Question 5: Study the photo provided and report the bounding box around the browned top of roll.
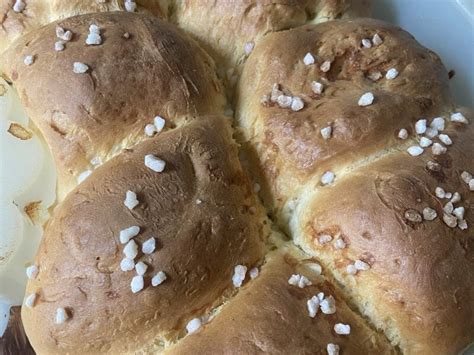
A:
[297,111,474,354]
[21,117,267,354]
[175,0,372,73]
[237,18,453,211]
[1,12,226,200]
[167,244,394,355]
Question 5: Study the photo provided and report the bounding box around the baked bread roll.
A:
[1,12,226,200]
[236,18,474,354]
[1,2,472,355]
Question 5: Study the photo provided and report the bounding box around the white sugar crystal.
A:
[415,119,427,134]
[443,202,454,214]
[291,97,304,111]
[89,24,100,34]
[244,41,255,55]
[311,81,324,94]
[398,128,408,140]
[26,265,38,279]
[438,134,452,145]
[307,296,320,318]
[354,260,370,271]
[24,55,34,66]
[277,95,293,108]
[450,112,468,124]
[334,323,351,335]
[451,192,461,203]
[435,187,446,198]
[55,27,72,41]
[195,198,203,205]
[154,116,166,132]
[430,117,445,131]
[453,207,465,220]
[372,33,383,46]
[419,137,432,148]
[327,343,340,355]
[13,0,25,12]
[86,32,102,45]
[151,271,167,286]
[321,171,335,185]
[232,265,247,287]
[358,92,374,106]
[24,293,37,308]
[432,142,447,155]
[334,238,346,249]
[131,275,144,293]
[145,123,156,136]
[318,234,332,244]
[124,0,137,12]
[320,60,331,73]
[55,307,68,324]
[346,264,357,275]
[386,68,399,80]
[73,62,89,74]
[54,41,64,51]
[306,263,322,275]
[422,207,437,221]
[407,146,423,156]
[77,170,92,183]
[320,295,336,314]
[249,267,259,279]
[470,179,474,191]
[425,127,439,138]
[120,258,135,271]
[321,126,332,140]
[270,83,282,102]
[458,220,468,230]
[90,156,102,166]
[303,52,315,65]
[317,292,325,301]
[361,38,372,48]
[461,171,473,184]
[288,274,312,288]
[135,261,148,276]
[119,225,140,244]
[186,318,202,334]
[443,214,457,228]
[142,237,156,254]
[123,240,138,259]
[445,192,452,199]
[124,190,139,210]
[144,154,166,172]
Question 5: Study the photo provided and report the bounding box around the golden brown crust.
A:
[237,18,453,214]
[22,117,267,354]
[295,116,474,354]
[0,0,50,54]
[1,12,226,200]
[174,0,372,74]
[167,244,394,355]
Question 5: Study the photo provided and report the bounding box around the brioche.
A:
[1,12,226,200]
[237,18,473,354]
[0,1,473,355]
